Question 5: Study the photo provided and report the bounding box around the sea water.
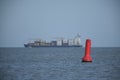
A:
[0,47,120,80]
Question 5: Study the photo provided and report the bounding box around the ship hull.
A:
[24,44,82,48]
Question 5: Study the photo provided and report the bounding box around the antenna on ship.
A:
[76,33,81,37]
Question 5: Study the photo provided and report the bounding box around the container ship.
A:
[24,34,82,48]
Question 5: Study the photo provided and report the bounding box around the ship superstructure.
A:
[24,34,82,47]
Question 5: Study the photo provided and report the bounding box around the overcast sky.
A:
[0,0,120,47]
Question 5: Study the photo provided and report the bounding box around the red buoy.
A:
[82,39,92,62]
